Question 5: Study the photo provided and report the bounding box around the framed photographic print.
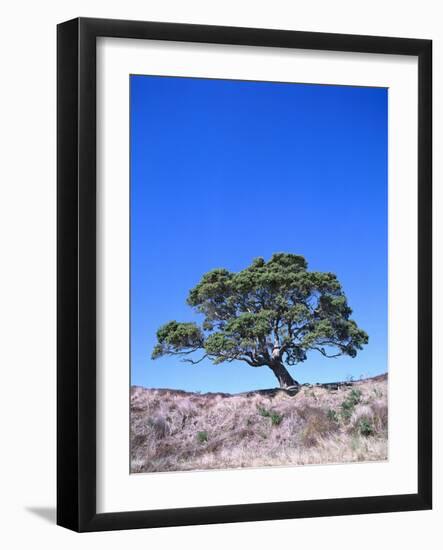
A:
[57,17,432,532]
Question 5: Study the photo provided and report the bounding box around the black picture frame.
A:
[57,17,432,532]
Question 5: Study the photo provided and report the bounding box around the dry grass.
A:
[131,374,388,473]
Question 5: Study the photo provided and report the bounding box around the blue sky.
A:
[130,75,388,393]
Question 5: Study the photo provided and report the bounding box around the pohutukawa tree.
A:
[152,253,368,389]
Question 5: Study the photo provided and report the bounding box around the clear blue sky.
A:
[130,75,388,393]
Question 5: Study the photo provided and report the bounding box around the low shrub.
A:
[349,388,363,404]
[196,430,208,443]
[270,412,283,426]
[358,418,375,437]
[327,409,339,423]
[341,389,362,420]
[258,407,283,426]
[348,403,384,438]
[258,406,270,418]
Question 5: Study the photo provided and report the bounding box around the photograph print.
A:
[130,75,388,474]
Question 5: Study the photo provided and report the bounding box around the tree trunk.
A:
[268,360,299,389]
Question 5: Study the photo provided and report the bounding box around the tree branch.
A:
[181,354,209,365]
[311,346,342,358]
[162,347,201,357]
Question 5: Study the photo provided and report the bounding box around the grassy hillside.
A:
[131,374,388,473]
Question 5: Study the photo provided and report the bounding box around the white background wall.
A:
[0,1,440,548]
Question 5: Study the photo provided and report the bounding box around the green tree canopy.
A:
[152,253,368,389]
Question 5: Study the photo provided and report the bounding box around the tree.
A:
[152,253,368,389]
